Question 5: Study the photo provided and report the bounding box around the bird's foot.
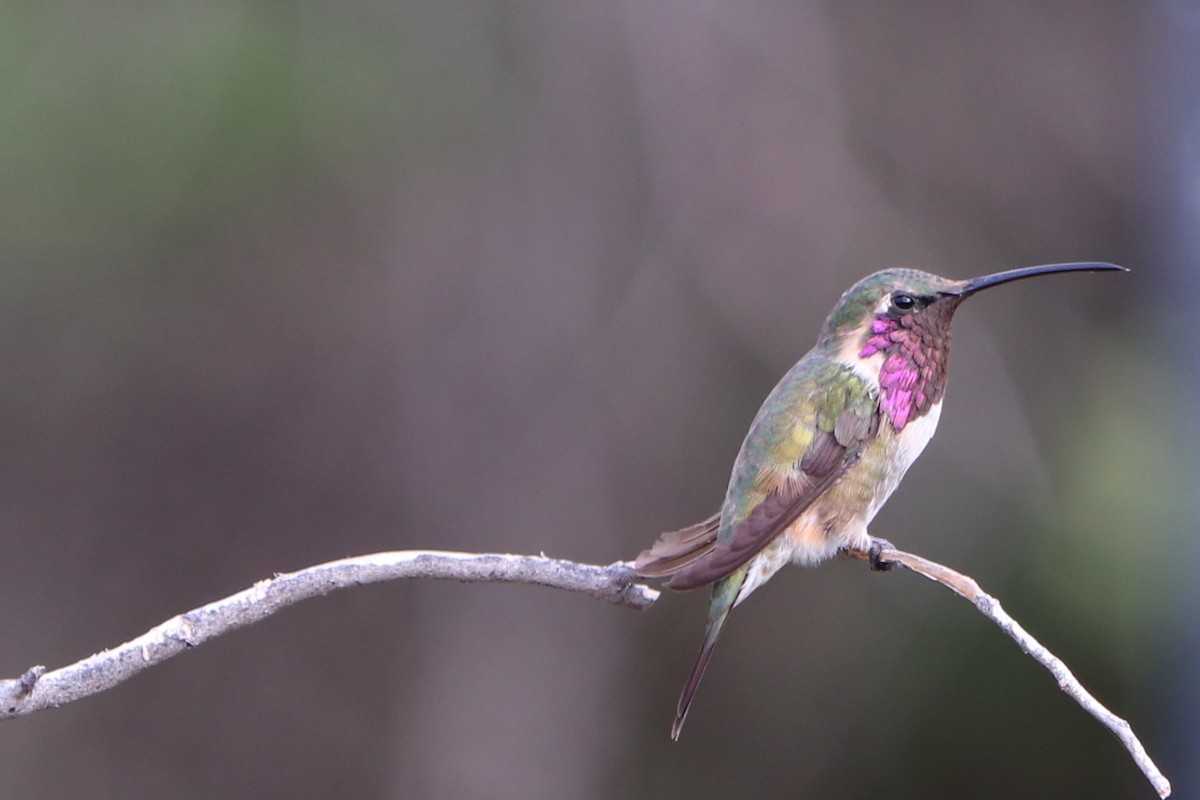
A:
[868,537,896,572]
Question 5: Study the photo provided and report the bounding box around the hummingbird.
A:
[635,261,1126,740]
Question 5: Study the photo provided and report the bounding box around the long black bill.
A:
[959,262,1127,296]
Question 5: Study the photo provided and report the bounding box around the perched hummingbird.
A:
[635,262,1125,740]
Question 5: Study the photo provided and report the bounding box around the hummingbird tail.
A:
[671,620,723,740]
[634,513,720,580]
[671,578,739,740]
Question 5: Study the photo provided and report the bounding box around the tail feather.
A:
[671,614,726,740]
[670,570,743,740]
[634,513,720,579]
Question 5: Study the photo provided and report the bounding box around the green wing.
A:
[660,359,878,591]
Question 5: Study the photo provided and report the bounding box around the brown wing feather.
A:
[663,408,878,591]
[662,466,847,591]
[633,513,720,577]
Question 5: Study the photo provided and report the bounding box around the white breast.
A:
[896,399,942,472]
[865,399,943,523]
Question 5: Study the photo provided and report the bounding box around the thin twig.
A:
[843,541,1171,799]
[0,551,658,719]
[1,542,1170,798]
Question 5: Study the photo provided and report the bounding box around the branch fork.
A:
[0,543,1169,798]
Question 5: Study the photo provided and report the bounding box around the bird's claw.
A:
[868,537,896,572]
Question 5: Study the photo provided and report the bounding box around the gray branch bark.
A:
[0,551,658,719]
[843,541,1171,799]
[0,543,1169,798]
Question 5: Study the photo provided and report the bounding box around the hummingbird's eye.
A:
[891,292,918,311]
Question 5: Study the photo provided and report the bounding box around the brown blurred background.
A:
[0,2,1195,798]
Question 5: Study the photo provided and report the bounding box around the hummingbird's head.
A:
[817,262,1125,430]
[816,268,965,352]
[817,262,1127,353]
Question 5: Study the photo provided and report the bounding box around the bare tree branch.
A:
[0,542,1170,798]
[843,541,1171,799]
[0,551,659,719]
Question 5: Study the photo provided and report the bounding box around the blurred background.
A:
[0,1,1194,798]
